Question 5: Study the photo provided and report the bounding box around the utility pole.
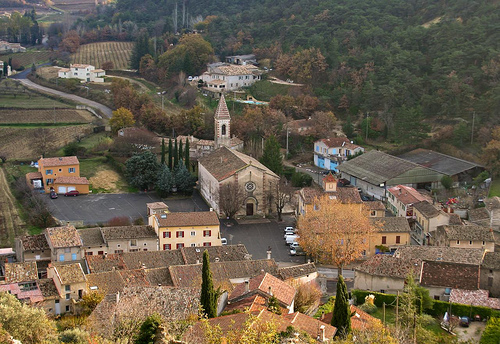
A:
[471,111,475,145]
[286,124,289,159]
[396,291,399,329]
[365,113,369,141]
[383,302,386,325]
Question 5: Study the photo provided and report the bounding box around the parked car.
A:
[290,246,306,256]
[284,226,294,233]
[285,235,299,245]
[221,238,227,245]
[459,317,470,327]
[289,242,300,249]
[50,191,58,199]
[64,190,79,197]
[284,230,295,239]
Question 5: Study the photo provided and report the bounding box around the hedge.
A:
[480,317,500,344]
[352,289,500,319]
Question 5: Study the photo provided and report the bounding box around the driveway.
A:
[46,191,209,225]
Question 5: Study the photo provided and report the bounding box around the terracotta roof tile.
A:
[4,262,38,283]
[229,273,296,307]
[86,270,126,295]
[38,278,60,298]
[46,225,82,248]
[482,252,500,270]
[284,311,337,339]
[450,289,500,310]
[53,263,86,284]
[156,211,220,227]
[144,267,173,287]
[86,250,186,273]
[321,305,381,331]
[0,283,44,303]
[78,227,105,247]
[356,254,422,279]
[387,185,430,205]
[364,201,386,210]
[278,263,317,280]
[54,176,89,185]
[86,254,125,273]
[319,137,350,148]
[370,217,411,233]
[26,171,42,180]
[420,261,479,290]
[146,202,168,210]
[485,197,500,211]
[100,225,157,241]
[413,201,442,218]
[19,234,49,250]
[395,246,485,265]
[214,94,231,119]
[440,225,495,242]
[468,208,490,224]
[180,245,249,264]
[39,156,79,167]
[224,294,269,313]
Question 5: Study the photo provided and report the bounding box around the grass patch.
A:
[248,80,292,101]
[489,179,500,197]
[79,157,107,179]
[0,93,71,109]
[370,305,397,325]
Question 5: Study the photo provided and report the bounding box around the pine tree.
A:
[342,115,354,138]
[173,139,179,167]
[173,163,195,194]
[178,139,183,165]
[200,250,219,318]
[184,139,190,172]
[168,138,173,170]
[156,164,173,197]
[161,138,165,165]
[331,275,351,339]
[259,134,283,176]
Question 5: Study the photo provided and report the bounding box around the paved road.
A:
[45,191,209,225]
[11,67,113,118]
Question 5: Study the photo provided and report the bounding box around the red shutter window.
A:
[382,236,387,245]
[176,231,184,238]
[176,243,184,249]
[203,242,211,247]
[396,236,401,244]
[163,232,171,238]
[163,244,171,250]
[203,230,212,237]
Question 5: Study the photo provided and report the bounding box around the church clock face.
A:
[245,181,256,192]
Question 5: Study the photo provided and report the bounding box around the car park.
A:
[64,190,80,197]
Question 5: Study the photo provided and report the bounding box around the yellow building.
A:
[27,156,89,194]
[366,217,411,258]
[151,211,221,250]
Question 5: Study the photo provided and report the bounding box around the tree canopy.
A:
[259,134,283,176]
[126,151,160,190]
[109,107,136,133]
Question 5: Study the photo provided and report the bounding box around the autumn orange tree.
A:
[297,195,379,276]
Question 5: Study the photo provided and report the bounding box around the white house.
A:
[0,60,12,76]
[0,40,26,53]
[201,62,262,92]
[58,64,105,83]
[386,185,430,218]
[313,137,364,172]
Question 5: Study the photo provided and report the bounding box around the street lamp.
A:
[157,91,166,111]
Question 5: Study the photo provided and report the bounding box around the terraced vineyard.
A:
[0,109,94,124]
[51,0,97,12]
[0,50,54,67]
[71,41,134,70]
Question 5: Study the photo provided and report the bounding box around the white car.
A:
[221,238,227,245]
[284,226,295,233]
[285,235,299,245]
[284,230,295,239]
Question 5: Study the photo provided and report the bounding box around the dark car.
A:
[64,190,80,197]
[50,191,58,199]
[459,317,470,327]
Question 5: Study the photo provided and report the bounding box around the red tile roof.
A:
[229,273,296,307]
[26,171,42,180]
[156,211,220,227]
[39,156,79,167]
[321,305,381,330]
[322,173,337,183]
[319,137,350,148]
[45,225,82,248]
[387,185,429,205]
[54,176,89,185]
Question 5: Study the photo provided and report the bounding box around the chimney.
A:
[266,246,272,260]
[268,286,273,296]
[116,291,120,303]
[320,325,326,342]
[196,259,200,264]
[104,252,108,259]
[307,259,311,264]
[244,280,249,293]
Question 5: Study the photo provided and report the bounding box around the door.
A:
[55,300,60,315]
[246,202,254,216]
[58,186,67,193]
[67,187,76,192]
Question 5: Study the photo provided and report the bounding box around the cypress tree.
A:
[161,138,165,165]
[184,139,190,172]
[173,139,178,168]
[168,138,173,170]
[200,250,219,318]
[260,134,283,176]
[178,140,183,165]
[331,275,351,339]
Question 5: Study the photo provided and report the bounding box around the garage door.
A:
[58,186,67,193]
[68,187,76,192]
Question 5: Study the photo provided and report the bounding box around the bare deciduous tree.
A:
[32,128,55,157]
[218,181,245,219]
[274,178,294,222]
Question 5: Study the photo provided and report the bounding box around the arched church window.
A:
[221,124,226,136]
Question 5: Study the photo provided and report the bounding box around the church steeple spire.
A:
[214,94,231,148]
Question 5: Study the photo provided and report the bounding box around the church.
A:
[198,95,280,217]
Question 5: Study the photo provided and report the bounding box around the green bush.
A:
[359,302,377,314]
[352,290,397,307]
[480,317,500,344]
[441,175,453,189]
[291,171,313,187]
[63,142,87,156]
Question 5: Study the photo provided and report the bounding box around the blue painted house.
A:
[313,137,364,172]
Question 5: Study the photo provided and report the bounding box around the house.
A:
[0,60,12,76]
[313,137,364,172]
[45,225,84,262]
[58,64,105,82]
[0,40,26,53]
[484,197,500,229]
[449,289,500,310]
[468,207,491,227]
[198,146,279,217]
[386,185,430,218]
[150,211,221,250]
[201,62,262,92]
[338,150,444,200]
[47,263,87,314]
[433,225,495,251]
[364,201,386,217]
[480,252,500,297]
[0,262,44,304]
[15,233,51,263]
[183,309,337,343]
[288,118,315,135]
[354,246,486,298]
[366,217,411,257]
[26,156,89,194]
[413,201,453,245]
[146,202,169,226]
[398,148,484,186]
[227,273,296,314]
[225,54,257,65]
[278,262,318,287]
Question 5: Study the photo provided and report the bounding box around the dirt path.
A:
[0,167,25,247]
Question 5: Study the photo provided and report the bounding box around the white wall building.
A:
[201,63,262,92]
[58,64,105,83]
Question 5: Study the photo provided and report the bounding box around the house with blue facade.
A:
[313,137,364,172]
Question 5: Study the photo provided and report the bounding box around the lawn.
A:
[489,178,500,197]
[79,156,129,193]
[248,80,292,101]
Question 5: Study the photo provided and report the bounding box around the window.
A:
[176,231,184,238]
[78,290,83,299]
[469,241,473,245]
[59,254,65,261]
[191,243,196,247]
[130,239,137,246]
[163,244,171,250]
[130,249,139,252]
[483,241,486,246]
[163,232,171,238]
[221,124,226,136]
[58,169,62,172]
[86,252,93,256]
[381,236,387,245]
[203,230,212,237]
[434,295,440,300]
[114,250,123,253]
[117,244,121,248]
[176,243,184,249]
[98,251,104,255]
[191,231,196,237]
[362,250,366,256]
[66,293,71,300]
[65,305,70,312]
[144,243,147,246]
[143,248,148,251]
[71,253,77,261]
[488,276,493,287]
[69,167,75,173]
[46,178,53,184]
[203,242,211,247]
[456,240,460,245]
[370,210,376,217]
[396,236,401,244]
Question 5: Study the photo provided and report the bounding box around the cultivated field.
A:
[0,109,94,124]
[0,125,94,159]
[0,50,54,67]
[50,0,97,12]
[0,167,25,247]
[71,41,134,70]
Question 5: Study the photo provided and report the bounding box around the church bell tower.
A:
[214,94,231,148]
